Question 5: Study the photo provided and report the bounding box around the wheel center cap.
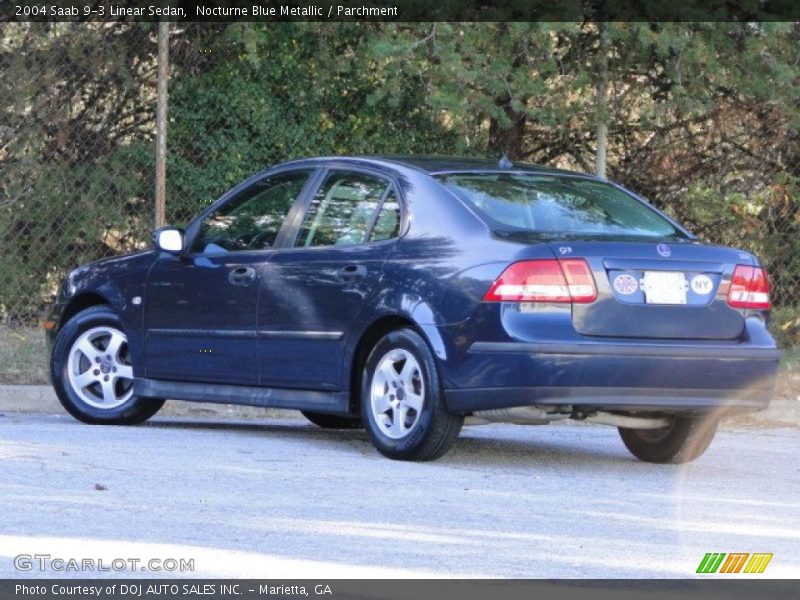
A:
[396,387,405,401]
[100,360,112,373]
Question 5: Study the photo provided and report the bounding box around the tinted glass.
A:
[439,174,683,239]
[295,172,389,247]
[369,192,401,242]
[194,170,310,253]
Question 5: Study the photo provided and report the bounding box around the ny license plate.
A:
[641,271,687,305]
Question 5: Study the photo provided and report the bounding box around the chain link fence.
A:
[1,23,157,324]
[0,22,204,382]
[0,23,798,384]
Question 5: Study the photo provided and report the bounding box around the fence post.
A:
[155,20,169,228]
[594,21,609,179]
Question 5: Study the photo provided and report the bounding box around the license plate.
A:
[641,271,687,305]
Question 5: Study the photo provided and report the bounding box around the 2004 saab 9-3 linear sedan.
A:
[46,156,781,463]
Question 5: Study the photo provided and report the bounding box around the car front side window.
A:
[193,170,312,254]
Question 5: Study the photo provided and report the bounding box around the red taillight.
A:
[728,265,771,309]
[483,259,597,303]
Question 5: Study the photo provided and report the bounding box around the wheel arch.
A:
[346,314,447,414]
[59,292,111,331]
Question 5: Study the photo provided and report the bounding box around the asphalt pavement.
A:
[0,412,798,578]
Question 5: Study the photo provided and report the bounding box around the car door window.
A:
[368,191,401,242]
[193,170,311,253]
[294,172,391,248]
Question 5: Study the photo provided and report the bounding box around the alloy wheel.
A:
[66,326,134,409]
[369,348,425,439]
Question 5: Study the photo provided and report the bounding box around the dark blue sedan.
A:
[46,156,781,462]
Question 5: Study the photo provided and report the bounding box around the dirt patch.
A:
[0,326,48,384]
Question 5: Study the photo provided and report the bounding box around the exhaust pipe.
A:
[465,406,671,430]
[581,412,671,429]
[468,406,570,425]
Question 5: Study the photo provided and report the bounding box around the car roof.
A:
[281,155,588,177]
[374,155,580,176]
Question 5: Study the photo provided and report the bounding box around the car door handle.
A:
[335,264,367,283]
[228,266,256,286]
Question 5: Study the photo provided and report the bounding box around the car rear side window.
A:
[438,173,684,239]
[295,171,393,247]
[369,191,401,242]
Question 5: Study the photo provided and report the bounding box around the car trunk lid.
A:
[545,240,751,340]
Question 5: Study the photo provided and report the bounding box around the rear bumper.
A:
[443,340,780,414]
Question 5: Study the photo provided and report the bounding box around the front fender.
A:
[47,251,155,368]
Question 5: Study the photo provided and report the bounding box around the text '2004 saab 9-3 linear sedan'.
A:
[46,156,781,462]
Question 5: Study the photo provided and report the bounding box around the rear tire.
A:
[301,411,363,430]
[361,328,463,461]
[618,415,718,464]
[51,306,165,425]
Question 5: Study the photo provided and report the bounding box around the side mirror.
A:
[153,227,185,254]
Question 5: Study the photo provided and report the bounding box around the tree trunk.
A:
[488,97,527,161]
[488,34,527,162]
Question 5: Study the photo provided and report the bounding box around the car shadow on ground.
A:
[144,417,634,468]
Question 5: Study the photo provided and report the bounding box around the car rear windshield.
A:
[438,173,685,239]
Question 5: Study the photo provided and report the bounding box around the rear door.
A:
[548,241,750,340]
[257,169,402,390]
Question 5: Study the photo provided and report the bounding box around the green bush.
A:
[771,306,800,350]
[0,144,153,321]
[165,24,462,225]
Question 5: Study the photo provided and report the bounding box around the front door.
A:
[144,169,314,385]
[258,169,403,390]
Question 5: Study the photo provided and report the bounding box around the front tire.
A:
[301,411,363,429]
[51,305,164,425]
[361,328,463,461]
[618,415,718,464]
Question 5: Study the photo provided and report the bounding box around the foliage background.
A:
[1,22,798,368]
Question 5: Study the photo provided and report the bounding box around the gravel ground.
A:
[0,413,797,579]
